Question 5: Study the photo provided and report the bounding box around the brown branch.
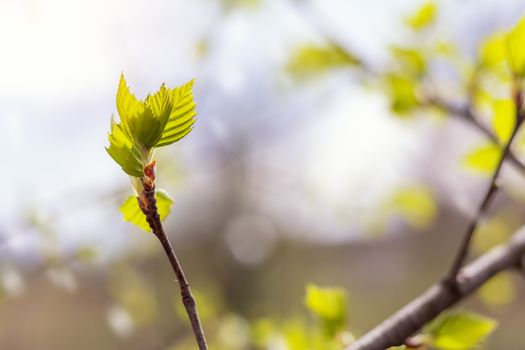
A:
[347,227,525,350]
[430,98,525,173]
[445,114,523,283]
[140,187,208,350]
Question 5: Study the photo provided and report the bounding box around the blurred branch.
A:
[139,186,208,350]
[292,3,525,174]
[445,96,524,284]
[347,227,525,350]
[429,97,525,173]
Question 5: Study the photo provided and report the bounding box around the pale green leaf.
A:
[462,144,501,174]
[116,73,144,138]
[156,79,197,147]
[127,101,167,149]
[386,74,419,115]
[492,99,516,143]
[405,2,437,31]
[391,46,427,76]
[304,284,347,336]
[389,185,437,230]
[506,16,525,77]
[115,74,175,149]
[387,347,407,350]
[287,44,360,78]
[479,272,516,306]
[479,32,507,67]
[424,310,497,350]
[120,189,174,232]
[106,117,145,177]
[473,213,514,254]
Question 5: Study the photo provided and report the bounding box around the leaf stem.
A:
[140,187,208,350]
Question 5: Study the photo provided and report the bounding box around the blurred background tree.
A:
[1,0,525,349]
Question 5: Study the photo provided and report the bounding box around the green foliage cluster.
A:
[279,2,525,348]
[107,74,196,177]
[106,74,197,231]
[164,285,496,350]
[287,44,360,79]
[99,2,525,348]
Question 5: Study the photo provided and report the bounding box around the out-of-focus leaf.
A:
[75,246,99,263]
[287,44,359,78]
[387,346,407,350]
[491,99,516,144]
[284,320,310,350]
[479,273,516,306]
[473,212,514,254]
[119,189,174,232]
[435,40,456,57]
[389,185,437,230]
[251,318,276,347]
[462,143,501,175]
[506,16,525,77]
[480,32,507,67]
[157,79,197,147]
[391,46,427,76]
[386,74,419,115]
[424,310,497,350]
[304,284,347,337]
[405,2,436,31]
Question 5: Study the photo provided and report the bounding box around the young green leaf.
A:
[462,143,501,175]
[106,117,146,177]
[386,73,419,115]
[116,73,144,138]
[387,346,407,350]
[390,46,427,77]
[388,185,437,230]
[405,2,436,31]
[119,189,174,232]
[424,310,497,350]
[287,44,360,79]
[506,16,525,77]
[156,79,197,147]
[479,272,516,306]
[126,84,173,149]
[107,74,197,176]
[491,99,516,144]
[304,284,347,337]
[479,32,507,67]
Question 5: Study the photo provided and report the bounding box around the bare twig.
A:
[430,98,525,173]
[139,186,208,350]
[347,227,525,350]
[445,114,523,283]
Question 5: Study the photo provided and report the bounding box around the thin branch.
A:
[346,227,525,350]
[430,98,525,173]
[446,114,523,282]
[140,187,208,350]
